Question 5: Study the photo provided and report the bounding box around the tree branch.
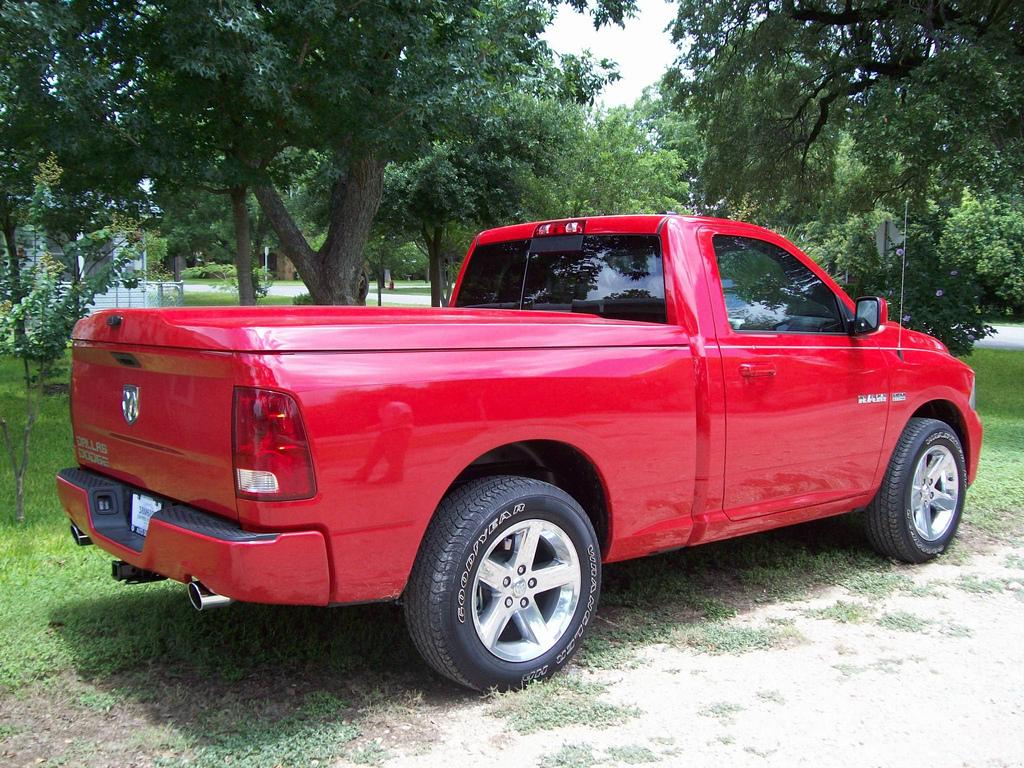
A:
[252,184,318,278]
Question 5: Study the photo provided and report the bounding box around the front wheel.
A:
[404,476,601,690]
[865,417,967,563]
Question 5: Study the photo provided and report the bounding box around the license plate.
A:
[130,493,162,537]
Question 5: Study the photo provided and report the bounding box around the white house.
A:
[14,226,183,311]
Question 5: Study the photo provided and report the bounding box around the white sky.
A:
[543,0,680,108]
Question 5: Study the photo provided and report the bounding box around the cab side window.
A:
[712,235,845,333]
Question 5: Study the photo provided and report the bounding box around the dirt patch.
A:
[0,671,166,768]
[347,541,1023,768]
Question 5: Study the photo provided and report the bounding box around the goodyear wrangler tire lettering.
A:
[457,502,530,625]
[556,545,599,665]
[404,476,602,691]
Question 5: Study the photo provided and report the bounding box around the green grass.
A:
[674,621,802,654]
[804,600,875,624]
[981,314,1024,327]
[183,278,431,295]
[755,689,785,704]
[961,349,1024,537]
[183,290,419,309]
[538,744,598,768]
[840,571,913,599]
[371,280,432,296]
[489,676,640,735]
[183,290,297,307]
[76,689,119,713]
[605,745,662,764]
[349,741,391,765]
[948,574,1009,594]
[939,622,973,638]
[876,611,931,633]
[697,701,744,720]
[166,690,360,768]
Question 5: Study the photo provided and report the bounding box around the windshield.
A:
[455,234,666,324]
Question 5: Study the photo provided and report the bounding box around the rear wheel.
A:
[404,476,601,690]
[865,417,966,563]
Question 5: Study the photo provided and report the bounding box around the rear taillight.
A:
[232,387,316,501]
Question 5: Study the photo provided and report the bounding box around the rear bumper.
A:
[56,468,331,606]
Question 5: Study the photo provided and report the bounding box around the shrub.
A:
[182,263,235,280]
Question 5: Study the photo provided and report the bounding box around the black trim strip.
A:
[58,467,276,551]
[528,234,584,253]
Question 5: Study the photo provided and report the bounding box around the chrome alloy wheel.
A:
[471,519,582,663]
[910,445,960,542]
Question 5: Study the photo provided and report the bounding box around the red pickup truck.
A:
[57,215,981,690]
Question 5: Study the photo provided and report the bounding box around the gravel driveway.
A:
[341,540,1024,768]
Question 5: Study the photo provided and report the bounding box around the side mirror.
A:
[851,296,888,335]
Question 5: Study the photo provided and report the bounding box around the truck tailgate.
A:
[70,341,239,520]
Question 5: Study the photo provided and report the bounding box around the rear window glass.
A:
[454,239,529,310]
[456,235,666,324]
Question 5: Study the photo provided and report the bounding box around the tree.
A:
[797,201,991,356]
[108,2,287,306]
[0,4,58,262]
[1,2,151,298]
[667,0,1024,213]
[57,1,637,305]
[361,235,430,304]
[156,189,238,270]
[380,94,581,306]
[660,2,1023,351]
[939,191,1024,316]
[250,1,575,305]
[0,253,67,523]
[526,102,691,218]
[0,171,140,521]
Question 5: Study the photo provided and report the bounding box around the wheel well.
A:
[912,399,968,457]
[448,440,610,551]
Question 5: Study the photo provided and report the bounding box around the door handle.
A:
[739,362,777,379]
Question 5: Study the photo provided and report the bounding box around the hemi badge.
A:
[892,392,907,402]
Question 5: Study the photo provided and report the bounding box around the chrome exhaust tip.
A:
[187,581,233,611]
[70,524,92,546]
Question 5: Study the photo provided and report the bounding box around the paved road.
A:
[976,325,1024,351]
[183,282,432,306]
[363,291,432,307]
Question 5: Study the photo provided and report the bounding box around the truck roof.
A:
[474,214,755,245]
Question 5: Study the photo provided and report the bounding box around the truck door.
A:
[698,226,890,520]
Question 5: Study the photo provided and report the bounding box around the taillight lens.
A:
[535,219,585,237]
[232,387,316,501]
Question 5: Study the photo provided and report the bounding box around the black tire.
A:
[403,476,601,691]
[865,417,967,563]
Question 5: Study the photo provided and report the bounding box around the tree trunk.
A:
[230,186,256,306]
[1,360,37,523]
[3,216,27,352]
[424,225,444,307]
[2,219,17,268]
[254,156,386,305]
[3,218,19,298]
